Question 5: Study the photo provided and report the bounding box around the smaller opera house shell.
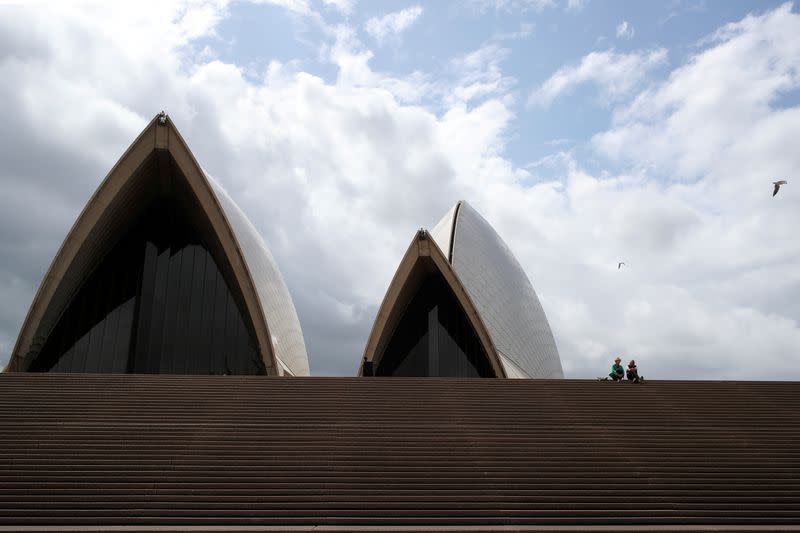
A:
[361,201,563,379]
[7,113,309,377]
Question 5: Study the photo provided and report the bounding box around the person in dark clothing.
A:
[609,357,625,381]
[626,359,641,383]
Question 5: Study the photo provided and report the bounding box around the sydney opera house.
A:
[6,113,561,381]
[6,113,308,378]
[0,114,796,531]
[360,201,562,379]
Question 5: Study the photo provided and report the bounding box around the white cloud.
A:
[529,48,667,107]
[493,22,535,41]
[322,0,354,15]
[542,138,572,147]
[323,24,433,102]
[252,0,314,15]
[472,0,556,12]
[324,28,515,107]
[566,0,587,12]
[364,5,422,44]
[594,3,800,181]
[445,43,516,106]
[616,20,634,39]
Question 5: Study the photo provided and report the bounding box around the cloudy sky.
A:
[1,0,798,379]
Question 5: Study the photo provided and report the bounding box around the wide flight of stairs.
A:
[0,374,798,531]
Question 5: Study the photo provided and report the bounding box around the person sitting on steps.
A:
[626,359,642,383]
[609,357,625,381]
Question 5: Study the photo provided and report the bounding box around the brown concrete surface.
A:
[0,374,798,531]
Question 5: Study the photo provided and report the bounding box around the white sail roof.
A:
[431,201,563,378]
[208,179,309,376]
[8,114,309,376]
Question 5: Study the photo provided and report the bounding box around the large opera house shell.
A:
[361,201,563,378]
[7,113,309,376]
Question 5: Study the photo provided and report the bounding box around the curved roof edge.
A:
[7,113,309,376]
[432,200,564,379]
[208,178,309,377]
[359,229,506,378]
[429,202,459,263]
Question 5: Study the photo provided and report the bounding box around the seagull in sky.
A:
[773,180,787,197]
[618,262,625,269]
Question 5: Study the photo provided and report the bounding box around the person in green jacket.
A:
[609,357,625,381]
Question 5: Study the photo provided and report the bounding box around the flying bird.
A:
[618,262,625,269]
[773,180,787,197]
